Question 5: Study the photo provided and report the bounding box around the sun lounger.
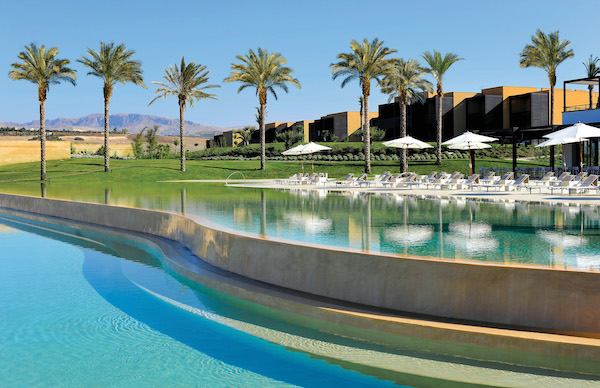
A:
[478,172,517,191]
[448,174,480,190]
[480,171,496,184]
[548,175,575,193]
[382,173,403,187]
[367,171,392,187]
[395,174,418,188]
[334,173,354,185]
[552,175,599,195]
[352,173,369,186]
[417,171,437,182]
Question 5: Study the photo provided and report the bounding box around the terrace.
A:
[563,76,600,125]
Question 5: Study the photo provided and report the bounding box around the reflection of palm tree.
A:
[9,43,77,181]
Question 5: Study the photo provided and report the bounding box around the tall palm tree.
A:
[9,43,77,181]
[583,55,600,109]
[422,51,463,165]
[78,42,145,173]
[224,48,301,170]
[519,29,574,127]
[381,59,433,172]
[331,38,397,173]
[150,57,219,172]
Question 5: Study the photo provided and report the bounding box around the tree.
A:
[150,57,219,171]
[131,129,145,159]
[277,128,303,148]
[331,38,397,173]
[145,125,159,158]
[224,48,301,170]
[78,42,145,173]
[9,43,77,181]
[240,126,255,146]
[422,51,463,165]
[583,55,600,109]
[381,59,433,171]
[519,29,574,127]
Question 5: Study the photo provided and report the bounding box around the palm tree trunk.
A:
[104,95,110,173]
[179,101,186,172]
[364,93,371,174]
[589,85,593,110]
[39,99,46,181]
[550,84,554,127]
[436,91,442,165]
[400,101,407,172]
[260,103,266,170]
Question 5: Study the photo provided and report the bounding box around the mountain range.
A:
[0,113,232,137]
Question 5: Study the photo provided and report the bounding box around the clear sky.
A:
[1,0,599,128]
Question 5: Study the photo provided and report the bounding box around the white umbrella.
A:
[283,144,308,172]
[442,132,497,175]
[441,131,498,145]
[283,142,332,172]
[542,122,600,171]
[448,141,491,175]
[383,135,432,171]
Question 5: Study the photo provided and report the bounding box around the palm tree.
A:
[150,57,219,172]
[78,42,145,173]
[331,38,397,173]
[224,48,301,170]
[583,55,600,109]
[422,51,463,165]
[381,59,433,172]
[9,43,77,181]
[519,29,574,127]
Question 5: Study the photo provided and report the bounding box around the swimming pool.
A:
[0,212,398,387]
[2,182,599,270]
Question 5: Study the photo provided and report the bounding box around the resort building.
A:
[308,111,378,142]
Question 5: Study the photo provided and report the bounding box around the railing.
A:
[564,104,599,112]
[225,171,246,186]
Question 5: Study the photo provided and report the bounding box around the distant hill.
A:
[0,113,232,137]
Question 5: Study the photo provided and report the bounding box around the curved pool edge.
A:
[1,193,600,376]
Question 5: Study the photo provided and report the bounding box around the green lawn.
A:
[0,157,553,184]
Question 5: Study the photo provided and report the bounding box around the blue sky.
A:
[1,0,599,128]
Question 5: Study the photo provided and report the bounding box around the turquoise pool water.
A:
[2,182,598,269]
[0,213,397,387]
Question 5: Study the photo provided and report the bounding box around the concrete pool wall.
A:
[1,192,600,336]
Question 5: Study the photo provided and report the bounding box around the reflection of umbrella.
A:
[385,225,434,246]
[383,136,433,172]
[538,230,586,248]
[284,213,333,234]
[448,142,491,175]
[447,222,498,252]
[442,132,497,175]
[283,142,332,172]
[541,122,600,170]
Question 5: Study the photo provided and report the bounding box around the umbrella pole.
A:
[312,154,314,172]
[301,155,304,173]
[468,146,473,175]
[561,144,566,171]
[580,140,584,172]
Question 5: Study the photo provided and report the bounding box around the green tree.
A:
[381,58,433,171]
[224,48,301,170]
[422,51,463,165]
[78,42,145,173]
[131,129,145,159]
[331,38,397,173]
[519,29,574,127]
[145,125,159,158]
[150,57,219,171]
[583,55,600,109]
[277,128,303,148]
[240,126,255,146]
[9,43,77,180]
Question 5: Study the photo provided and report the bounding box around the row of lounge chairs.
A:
[277,171,600,194]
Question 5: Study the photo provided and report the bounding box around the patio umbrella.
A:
[299,142,332,172]
[542,122,600,171]
[535,137,587,170]
[383,135,433,171]
[447,141,491,175]
[442,131,498,175]
[282,144,307,172]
